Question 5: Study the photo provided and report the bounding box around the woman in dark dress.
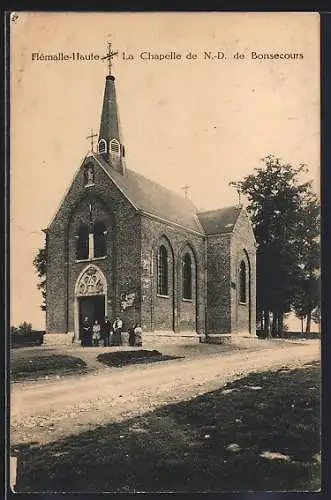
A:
[102,316,112,347]
[128,324,135,346]
[81,316,91,347]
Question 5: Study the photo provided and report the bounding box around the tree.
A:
[312,305,321,328]
[292,196,320,333]
[230,155,320,337]
[33,243,47,312]
[18,321,32,334]
[293,275,320,333]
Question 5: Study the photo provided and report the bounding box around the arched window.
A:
[76,224,89,260]
[110,138,120,157]
[239,260,247,303]
[98,139,107,154]
[182,253,192,299]
[93,221,107,258]
[157,245,168,295]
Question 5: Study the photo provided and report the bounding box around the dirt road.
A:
[11,341,319,447]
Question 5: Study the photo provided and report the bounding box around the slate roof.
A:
[197,205,242,235]
[95,154,204,234]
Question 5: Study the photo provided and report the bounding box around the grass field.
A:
[11,354,88,381]
[10,340,266,382]
[96,349,183,367]
[13,361,320,493]
[10,349,183,381]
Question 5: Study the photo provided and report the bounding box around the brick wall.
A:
[46,227,67,333]
[205,233,232,333]
[140,216,205,334]
[46,156,141,335]
[178,245,197,331]
[46,157,255,340]
[230,209,256,335]
[67,196,114,332]
[152,234,175,331]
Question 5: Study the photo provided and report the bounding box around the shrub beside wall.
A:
[11,330,45,348]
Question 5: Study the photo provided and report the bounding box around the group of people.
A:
[80,316,142,347]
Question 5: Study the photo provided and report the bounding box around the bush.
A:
[18,322,33,334]
[11,330,45,348]
[256,329,266,339]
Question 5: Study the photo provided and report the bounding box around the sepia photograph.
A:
[10,11,320,492]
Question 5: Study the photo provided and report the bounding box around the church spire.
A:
[98,42,126,175]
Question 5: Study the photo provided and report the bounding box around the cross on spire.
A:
[181,184,191,199]
[86,129,98,152]
[101,41,119,76]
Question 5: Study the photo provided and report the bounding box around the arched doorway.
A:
[74,265,108,342]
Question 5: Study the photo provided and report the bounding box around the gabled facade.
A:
[45,71,256,344]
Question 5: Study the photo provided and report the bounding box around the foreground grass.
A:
[11,354,88,381]
[97,349,182,367]
[11,350,181,381]
[13,361,320,492]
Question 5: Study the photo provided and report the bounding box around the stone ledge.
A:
[204,333,258,344]
[43,332,75,345]
[142,332,200,346]
[204,334,231,345]
[146,330,199,337]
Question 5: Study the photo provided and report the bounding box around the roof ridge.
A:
[125,166,198,211]
[93,154,204,234]
[197,204,243,235]
[197,204,242,215]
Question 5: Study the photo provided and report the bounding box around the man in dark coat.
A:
[102,316,112,347]
[81,316,91,347]
[128,324,135,346]
[112,316,123,346]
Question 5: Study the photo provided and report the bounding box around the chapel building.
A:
[44,71,256,344]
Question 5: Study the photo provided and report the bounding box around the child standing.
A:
[92,319,101,347]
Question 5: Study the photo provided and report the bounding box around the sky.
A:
[10,12,320,330]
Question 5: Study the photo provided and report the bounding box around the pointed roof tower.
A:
[98,42,126,175]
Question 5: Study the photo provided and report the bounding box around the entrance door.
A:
[78,295,105,339]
